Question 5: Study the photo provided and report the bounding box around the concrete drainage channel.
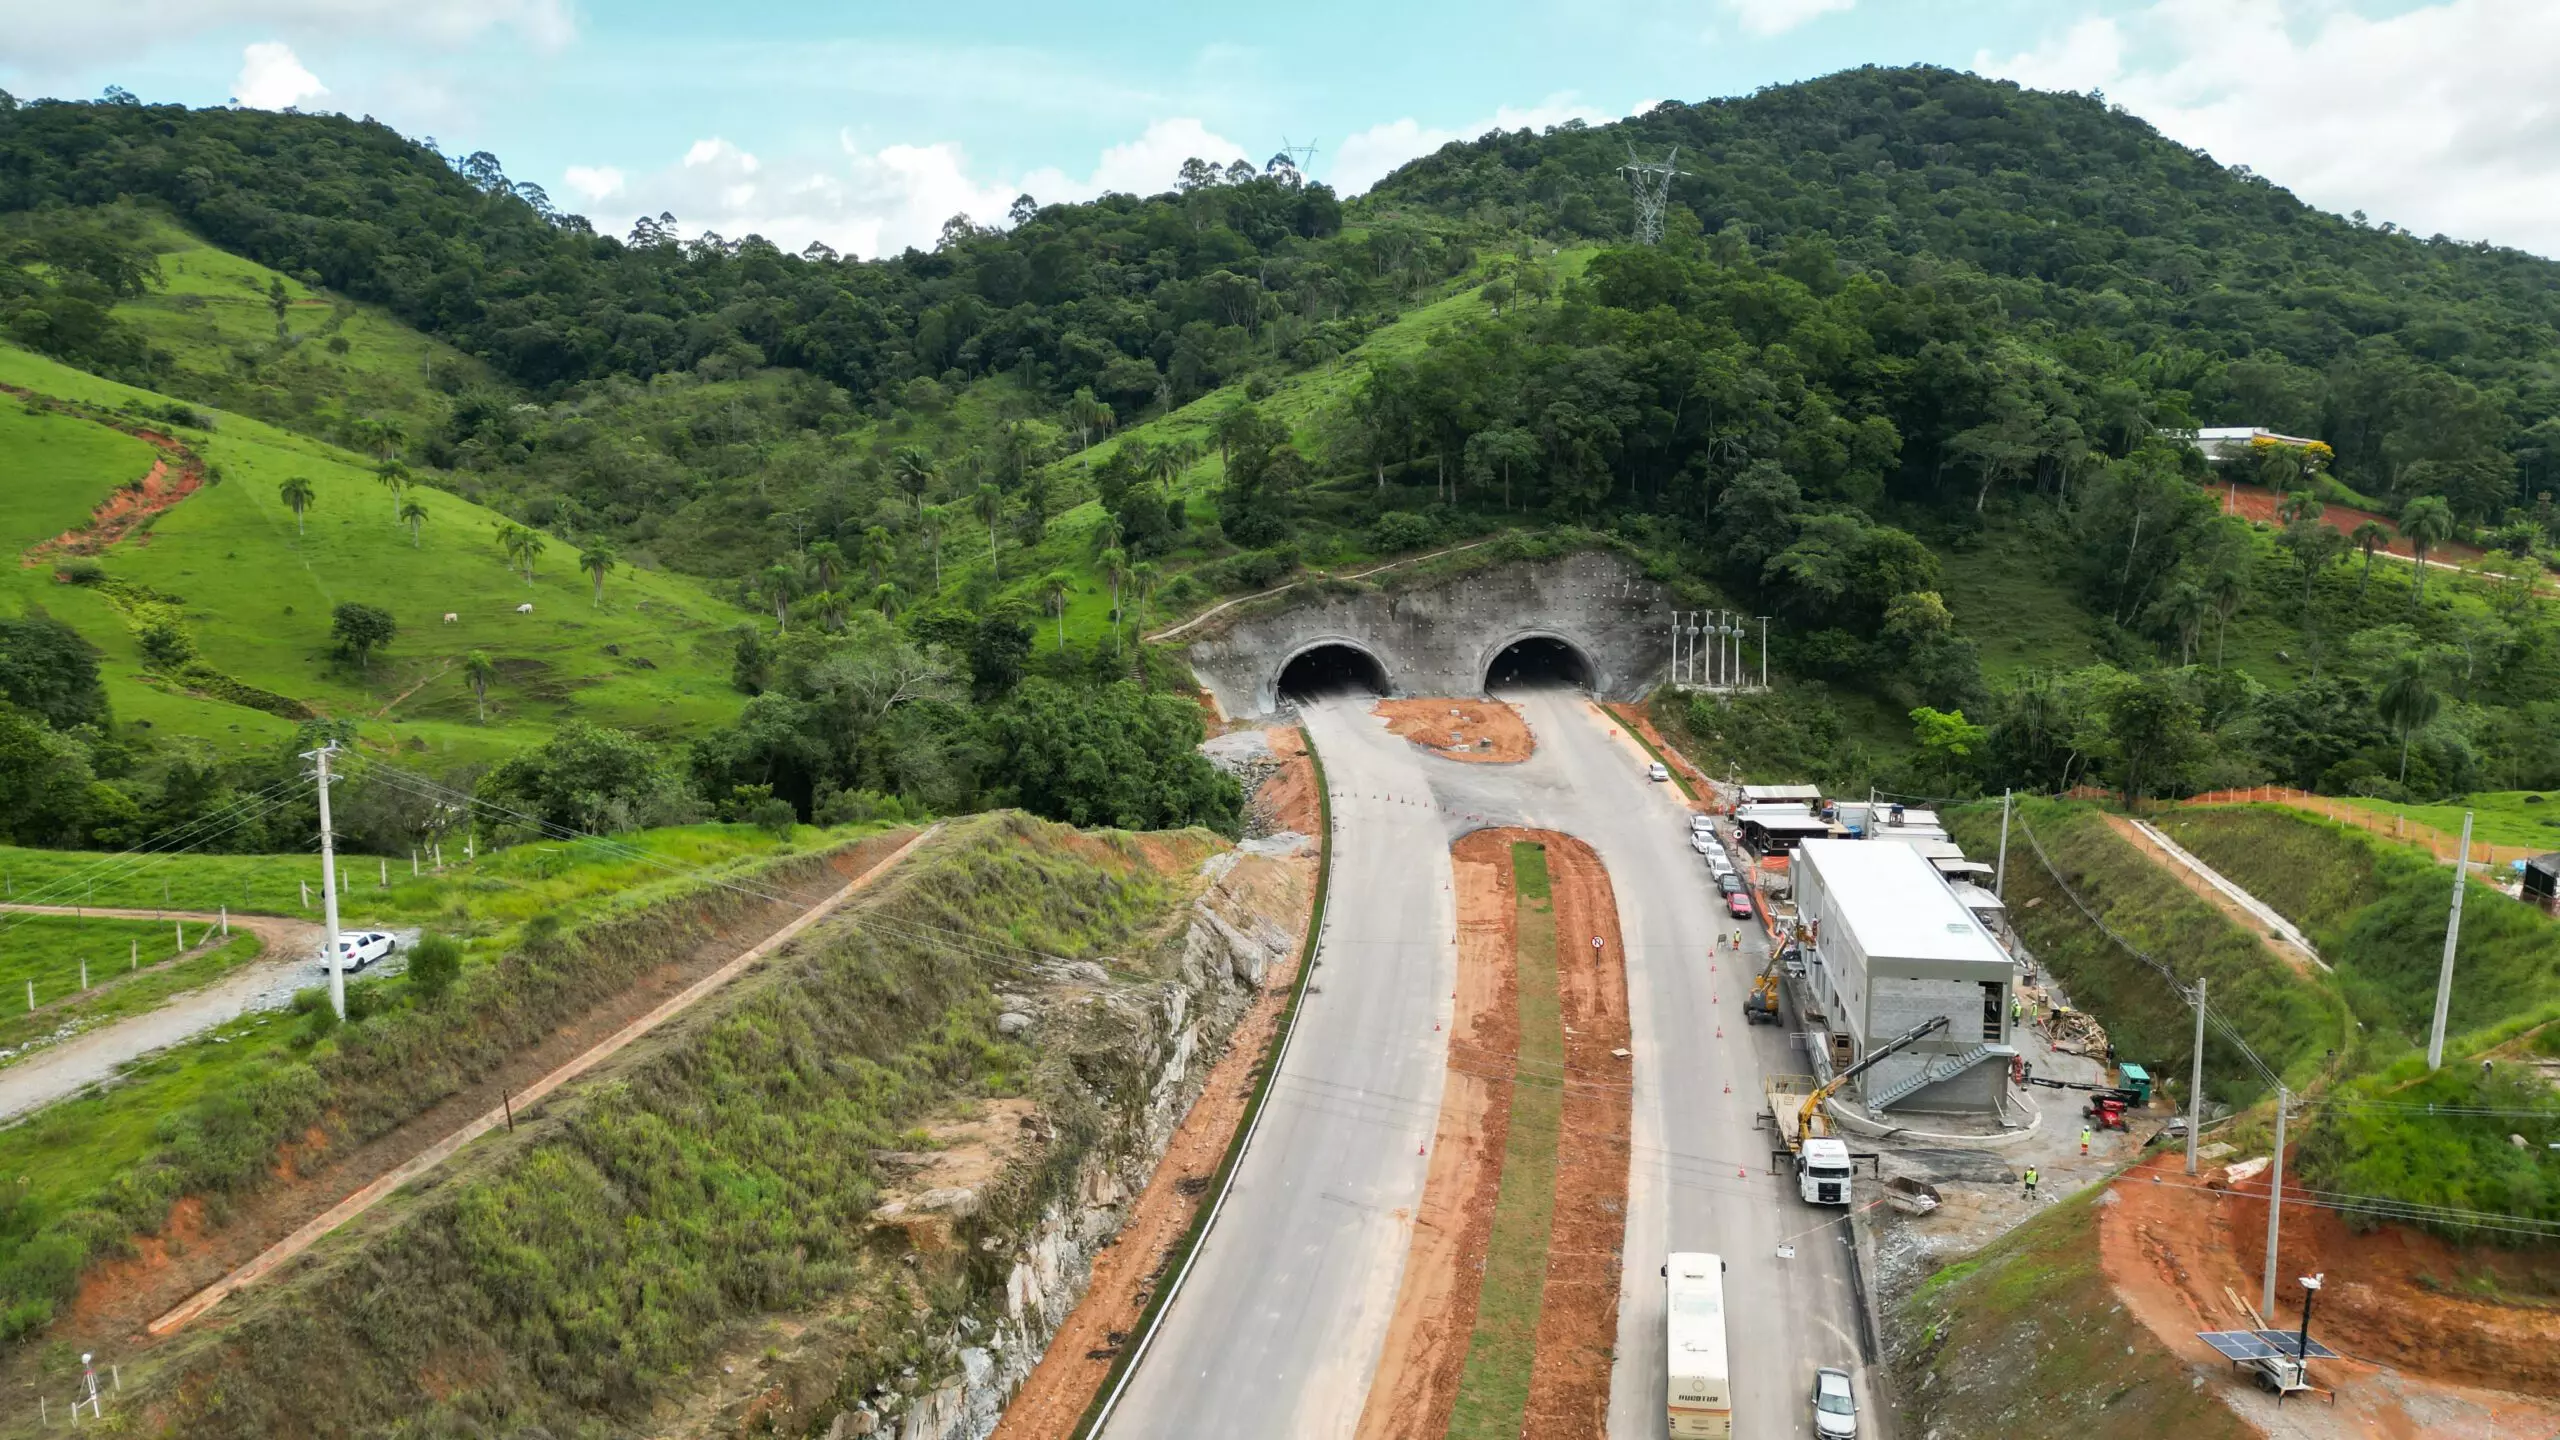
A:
[1073,734,1335,1440]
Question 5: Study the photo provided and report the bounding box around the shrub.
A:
[407,933,461,1002]
[1369,510,1433,553]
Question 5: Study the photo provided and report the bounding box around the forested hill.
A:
[1367,65,2560,499]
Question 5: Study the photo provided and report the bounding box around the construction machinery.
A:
[1743,942,1791,1025]
[1764,1015,1951,1203]
[2022,1074,2143,1130]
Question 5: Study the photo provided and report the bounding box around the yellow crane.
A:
[1786,1014,1951,1149]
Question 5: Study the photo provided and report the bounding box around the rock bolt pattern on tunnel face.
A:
[1279,642,1389,698]
[1486,636,1592,690]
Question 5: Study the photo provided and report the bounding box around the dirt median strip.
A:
[1357,827,1632,1440]
[1520,832,1631,1440]
[1374,698,1536,764]
[145,825,936,1337]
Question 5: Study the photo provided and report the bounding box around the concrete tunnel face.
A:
[1275,641,1391,700]
[1484,634,1596,691]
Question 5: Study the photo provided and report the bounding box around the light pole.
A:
[1756,615,1770,689]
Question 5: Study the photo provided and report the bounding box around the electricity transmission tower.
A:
[1271,136,1322,182]
[1620,142,1687,245]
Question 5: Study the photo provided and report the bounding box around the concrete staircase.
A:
[1868,1042,2015,1113]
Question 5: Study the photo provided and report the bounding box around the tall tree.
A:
[974,483,1005,580]
[2350,520,2392,596]
[398,497,428,547]
[2398,495,2455,608]
[891,447,936,522]
[278,475,314,536]
[1042,571,1073,650]
[2377,656,2440,784]
[579,543,618,606]
[463,649,497,722]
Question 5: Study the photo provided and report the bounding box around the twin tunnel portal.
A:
[1275,634,1596,703]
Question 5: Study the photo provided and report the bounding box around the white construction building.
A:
[1794,839,2016,1116]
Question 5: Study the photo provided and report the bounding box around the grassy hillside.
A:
[2158,805,2560,1046]
[121,814,1205,1438]
[1896,1190,2249,1440]
[0,345,746,763]
[114,215,483,447]
[0,821,877,1340]
[1946,800,2349,1100]
[2328,791,2560,853]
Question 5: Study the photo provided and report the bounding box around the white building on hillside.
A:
[1794,840,2016,1116]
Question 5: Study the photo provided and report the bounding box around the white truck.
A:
[1796,1137,1854,1206]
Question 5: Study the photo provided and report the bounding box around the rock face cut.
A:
[845,844,1309,1440]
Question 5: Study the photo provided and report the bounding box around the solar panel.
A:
[2196,1331,2339,1363]
[2198,1331,2281,1362]
[2255,1330,2339,1360]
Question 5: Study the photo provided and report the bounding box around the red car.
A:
[1726,890,1755,920]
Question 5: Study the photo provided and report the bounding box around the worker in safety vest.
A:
[2080,1126,2092,1156]
[2022,1165,2039,1198]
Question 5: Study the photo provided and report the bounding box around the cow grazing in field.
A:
[515,603,534,615]
[443,612,459,624]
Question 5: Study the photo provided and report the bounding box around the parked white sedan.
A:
[329,931,396,971]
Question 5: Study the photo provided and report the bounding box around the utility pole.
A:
[2261,1082,2288,1321]
[1994,790,2013,899]
[308,741,345,1020]
[1757,615,1770,690]
[2426,811,2472,1069]
[2186,976,2207,1175]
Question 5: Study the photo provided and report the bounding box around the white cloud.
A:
[575,117,1254,261]
[562,165,624,203]
[1330,95,1614,198]
[1977,0,2560,256]
[1726,0,1855,38]
[233,41,326,110]
[15,1,572,67]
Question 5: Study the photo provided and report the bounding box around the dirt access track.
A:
[4,383,210,563]
[1357,828,1630,1440]
[56,831,922,1352]
[1373,698,1534,764]
[987,823,1318,1440]
[2099,814,2323,977]
[2100,1150,2560,1438]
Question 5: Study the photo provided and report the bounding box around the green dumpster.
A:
[2117,1063,2153,1104]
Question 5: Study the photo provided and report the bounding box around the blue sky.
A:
[10,1,2559,258]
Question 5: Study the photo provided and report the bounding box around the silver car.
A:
[1812,1367,1857,1438]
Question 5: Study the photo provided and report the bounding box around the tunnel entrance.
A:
[1277,642,1389,701]
[1485,635,1594,692]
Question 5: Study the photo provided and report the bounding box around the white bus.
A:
[1666,1251,1732,1437]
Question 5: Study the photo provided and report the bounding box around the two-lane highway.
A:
[1103,693,1458,1440]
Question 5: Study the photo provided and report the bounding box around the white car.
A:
[1689,831,1718,856]
[1688,813,1715,835]
[1647,762,1670,782]
[1705,848,1735,876]
[330,931,395,970]
[1812,1367,1858,1438]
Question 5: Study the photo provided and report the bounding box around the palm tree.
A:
[2351,520,2392,597]
[496,523,548,585]
[2399,495,2456,608]
[891,446,936,522]
[398,497,428,547]
[870,581,904,618]
[579,543,618,606]
[462,650,496,723]
[1042,571,1073,649]
[920,504,951,589]
[2160,579,2208,666]
[759,564,799,630]
[2377,656,2441,784]
[1130,561,1161,639]
[2206,563,2248,668]
[806,587,851,632]
[1100,546,1130,655]
[805,540,843,593]
[859,526,894,587]
[2274,490,2323,528]
[278,475,315,536]
[376,460,408,519]
[974,483,1005,581]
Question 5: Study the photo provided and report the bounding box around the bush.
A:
[749,796,797,838]
[1369,510,1434,553]
[407,933,461,1002]
[53,558,104,585]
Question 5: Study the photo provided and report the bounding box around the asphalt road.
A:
[1103,692,1459,1440]
[1489,688,1875,1440]
[1110,687,1872,1440]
